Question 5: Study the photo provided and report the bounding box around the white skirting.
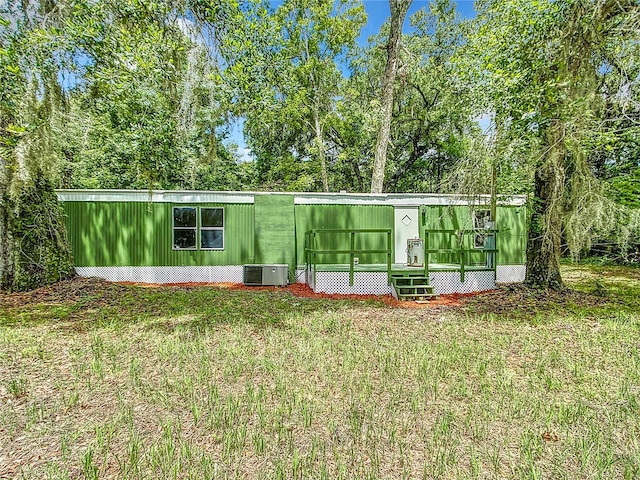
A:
[309,268,497,295]
[74,266,244,284]
[313,271,393,295]
[429,271,495,294]
[74,264,522,292]
[496,265,526,283]
[294,269,306,284]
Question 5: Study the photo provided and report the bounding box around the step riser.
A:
[391,282,438,302]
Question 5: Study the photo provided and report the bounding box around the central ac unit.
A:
[243,264,289,286]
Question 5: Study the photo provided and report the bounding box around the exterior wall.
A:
[421,205,474,264]
[294,204,394,267]
[421,204,527,265]
[63,201,254,267]
[59,191,528,291]
[496,206,527,265]
[254,194,296,270]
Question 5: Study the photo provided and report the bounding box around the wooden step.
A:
[396,285,434,295]
[391,279,438,302]
[403,294,439,301]
[391,276,430,286]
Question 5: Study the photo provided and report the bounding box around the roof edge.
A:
[55,189,527,206]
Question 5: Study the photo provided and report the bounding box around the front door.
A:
[394,207,419,263]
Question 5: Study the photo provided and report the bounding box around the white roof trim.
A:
[293,193,526,206]
[56,189,526,206]
[56,190,256,204]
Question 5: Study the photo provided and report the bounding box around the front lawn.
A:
[1,265,639,479]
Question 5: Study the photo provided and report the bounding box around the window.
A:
[473,209,491,230]
[201,208,224,250]
[173,207,197,249]
[473,209,491,249]
[172,206,224,250]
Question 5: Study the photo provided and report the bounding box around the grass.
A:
[1,265,639,479]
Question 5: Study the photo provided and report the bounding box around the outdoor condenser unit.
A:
[243,264,289,286]
[406,238,425,267]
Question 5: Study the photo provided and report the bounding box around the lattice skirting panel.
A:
[311,270,393,295]
[429,271,495,295]
[75,266,244,284]
[496,265,526,283]
[294,269,306,284]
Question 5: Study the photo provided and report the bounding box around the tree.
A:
[370,0,412,193]
[472,0,640,289]
[0,2,74,290]
[0,0,243,290]
[386,0,476,193]
[226,0,365,192]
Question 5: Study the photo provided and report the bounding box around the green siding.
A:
[62,197,526,269]
[421,205,527,265]
[253,195,296,268]
[496,206,527,264]
[421,206,471,264]
[295,204,394,265]
[63,202,254,266]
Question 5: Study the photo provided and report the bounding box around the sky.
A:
[229,0,478,161]
[357,0,477,45]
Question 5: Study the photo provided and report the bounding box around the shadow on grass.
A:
[462,275,640,323]
[0,277,377,333]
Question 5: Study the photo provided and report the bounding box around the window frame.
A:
[172,206,225,251]
[472,209,492,249]
[172,206,198,251]
[200,207,224,251]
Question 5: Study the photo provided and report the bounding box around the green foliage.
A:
[224,0,366,191]
[466,0,640,286]
[8,176,74,291]
[2,0,639,290]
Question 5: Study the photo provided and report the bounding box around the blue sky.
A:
[358,0,476,45]
[229,0,477,160]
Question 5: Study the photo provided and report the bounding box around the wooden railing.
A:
[305,229,393,286]
[304,227,497,285]
[423,228,498,282]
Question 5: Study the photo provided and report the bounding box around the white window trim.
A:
[172,206,197,250]
[172,206,225,251]
[472,209,492,250]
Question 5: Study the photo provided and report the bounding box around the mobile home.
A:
[57,190,527,299]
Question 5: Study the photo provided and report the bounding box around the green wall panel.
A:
[253,195,295,268]
[63,202,254,266]
[295,204,394,265]
[62,198,526,269]
[421,205,527,265]
[496,206,527,264]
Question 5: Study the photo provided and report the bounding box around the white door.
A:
[394,207,419,263]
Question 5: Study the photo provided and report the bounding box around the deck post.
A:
[313,231,317,286]
[423,229,429,279]
[349,231,355,286]
[493,228,498,280]
[387,230,392,284]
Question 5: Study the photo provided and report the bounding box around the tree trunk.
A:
[0,188,12,289]
[313,105,329,192]
[370,0,412,193]
[525,120,565,290]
